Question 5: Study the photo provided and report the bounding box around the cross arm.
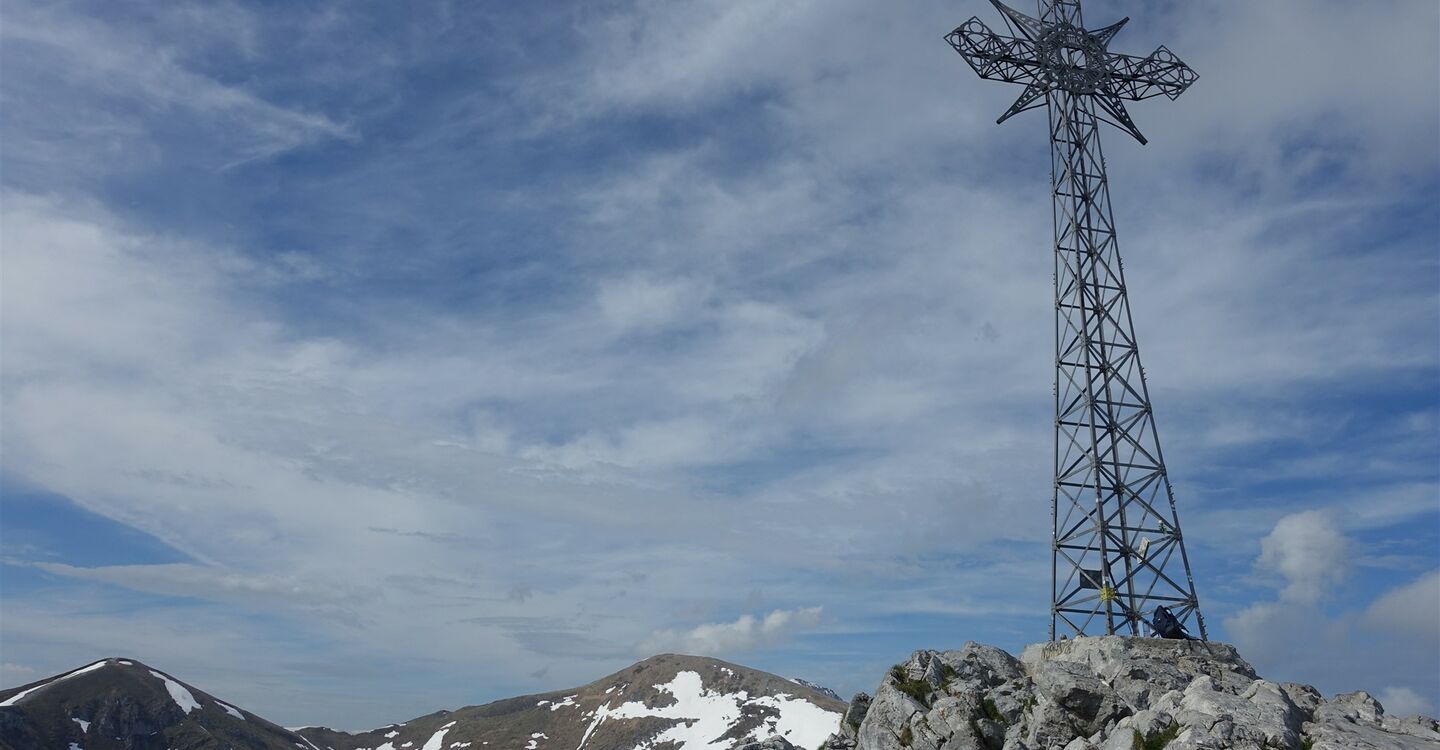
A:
[945,17,1043,87]
[1104,46,1198,101]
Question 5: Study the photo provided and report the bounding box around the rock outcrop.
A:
[825,637,1439,750]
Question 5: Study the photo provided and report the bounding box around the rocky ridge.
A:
[0,657,310,750]
[5,640,1436,750]
[0,653,845,750]
[821,637,1439,750]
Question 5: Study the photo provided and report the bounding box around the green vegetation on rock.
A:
[889,665,932,707]
[1132,721,1182,750]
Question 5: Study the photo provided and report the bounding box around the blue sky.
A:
[2,0,1437,730]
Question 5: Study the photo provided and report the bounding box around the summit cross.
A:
[946,1,1207,640]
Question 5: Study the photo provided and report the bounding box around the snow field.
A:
[577,671,841,750]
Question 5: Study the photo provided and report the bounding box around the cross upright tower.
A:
[946,1,1207,640]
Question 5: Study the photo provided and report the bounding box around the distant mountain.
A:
[11,641,1439,750]
[788,679,841,703]
[0,657,313,749]
[0,654,845,750]
[296,654,846,750]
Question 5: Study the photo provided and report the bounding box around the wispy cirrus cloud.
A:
[0,2,353,179]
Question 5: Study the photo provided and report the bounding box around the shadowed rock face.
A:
[824,638,1440,750]
[0,657,310,750]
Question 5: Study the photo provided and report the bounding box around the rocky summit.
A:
[822,637,1440,750]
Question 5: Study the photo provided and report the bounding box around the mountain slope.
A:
[0,657,316,750]
[296,654,846,750]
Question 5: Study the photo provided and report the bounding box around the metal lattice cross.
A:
[948,0,1197,143]
[946,0,1207,640]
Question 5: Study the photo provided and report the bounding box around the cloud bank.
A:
[1,0,1436,728]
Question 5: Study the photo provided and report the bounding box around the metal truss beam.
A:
[945,0,1206,640]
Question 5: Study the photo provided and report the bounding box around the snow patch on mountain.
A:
[217,700,245,719]
[750,693,844,745]
[148,669,200,713]
[584,671,841,750]
[422,721,457,750]
[539,695,578,710]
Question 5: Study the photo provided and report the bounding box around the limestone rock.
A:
[1031,659,1129,734]
[1303,691,1440,750]
[937,642,1026,695]
[739,737,800,750]
[858,681,926,750]
[850,637,1437,750]
[843,692,873,738]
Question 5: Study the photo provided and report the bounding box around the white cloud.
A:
[1256,511,1351,603]
[1363,570,1440,643]
[1161,0,1440,180]
[595,274,707,333]
[0,664,36,679]
[1377,687,1433,720]
[579,0,824,111]
[637,607,824,657]
[1225,542,1438,715]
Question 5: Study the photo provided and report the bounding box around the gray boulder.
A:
[1031,660,1129,735]
[1021,637,1256,711]
[843,693,873,738]
[1303,691,1440,750]
[858,681,926,750]
[1150,675,1302,748]
[937,642,1026,695]
[738,738,800,750]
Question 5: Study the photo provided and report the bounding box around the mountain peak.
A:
[0,658,308,749]
[298,653,846,750]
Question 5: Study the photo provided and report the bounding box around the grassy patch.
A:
[889,666,932,707]
[938,663,960,693]
[981,697,1006,725]
[898,726,913,747]
[1131,722,1182,750]
[1300,739,1314,750]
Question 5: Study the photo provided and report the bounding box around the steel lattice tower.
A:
[946,0,1207,640]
